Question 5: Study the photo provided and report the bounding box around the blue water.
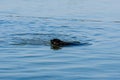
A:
[0,0,120,80]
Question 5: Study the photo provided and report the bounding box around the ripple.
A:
[1,14,119,80]
[9,33,88,46]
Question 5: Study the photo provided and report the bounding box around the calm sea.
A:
[0,0,120,80]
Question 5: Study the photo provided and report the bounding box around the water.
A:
[0,0,120,80]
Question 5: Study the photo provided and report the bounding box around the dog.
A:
[50,39,80,49]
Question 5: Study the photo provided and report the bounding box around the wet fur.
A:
[50,39,80,48]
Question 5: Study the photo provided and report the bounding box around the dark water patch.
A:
[9,33,92,50]
[70,19,103,22]
[0,15,108,23]
[0,15,102,22]
[113,21,120,23]
[10,33,80,45]
[0,20,11,24]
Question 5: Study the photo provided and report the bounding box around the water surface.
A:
[0,0,120,80]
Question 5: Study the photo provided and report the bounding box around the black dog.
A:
[50,39,80,49]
